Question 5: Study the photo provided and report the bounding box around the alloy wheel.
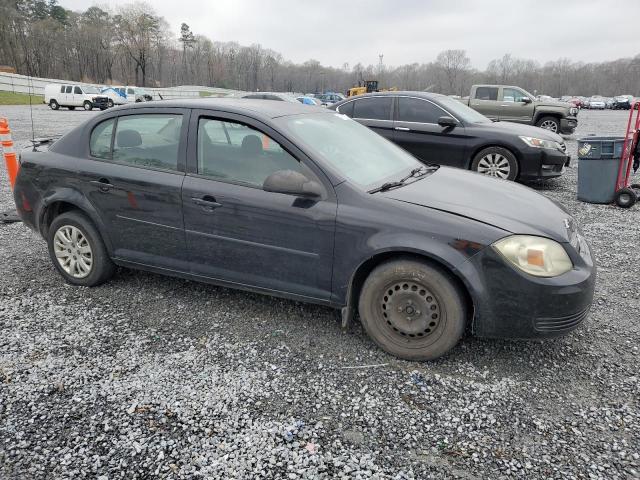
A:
[53,225,93,278]
[477,153,511,179]
[539,120,559,132]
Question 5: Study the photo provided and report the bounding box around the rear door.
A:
[349,96,394,141]
[499,87,535,123]
[181,110,336,300]
[78,108,190,270]
[392,96,468,168]
[469,86,501,120]
[64,85,73,105]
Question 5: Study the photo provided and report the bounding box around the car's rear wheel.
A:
[49,99,59,110]
[83,101,93,111]
[358,259,466,361]
[47,211,115,286]
[471,147,518,181]
[536,116,560,133]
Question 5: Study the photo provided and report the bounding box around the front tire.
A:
[49,99,59,110]
[47,211,115,286]
[471,146,519,181]
[83,101,93,111]
[107,99,114,108]
[358,259,467,361]
[536,116,560,133]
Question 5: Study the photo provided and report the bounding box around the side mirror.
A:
[521,97,532,104]
[263,170,323,198]
[437,116,459,128]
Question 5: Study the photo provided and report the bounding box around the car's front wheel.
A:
[107,99,114,108]
[358,259,467,361]
[536,116,560,133]
[47,211,115,286]
[83,101,93,111]
[471,147,518,181]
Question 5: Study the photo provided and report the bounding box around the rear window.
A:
[90,119,115,159]
[353,97,392,120]
[337,101,355,117]
[475,87,498,101]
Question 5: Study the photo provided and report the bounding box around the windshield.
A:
[279,113,421,188]
[437,96,491,124]
[84,86,100,94]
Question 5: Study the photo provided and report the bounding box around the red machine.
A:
[614,101,640,207]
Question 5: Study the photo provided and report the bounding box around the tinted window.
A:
[353,97,392,120]
[503,88,529,103]
[337,101,354,117]
[397,97,447,123]
[198,118,309,188]
[65,86,72,94]
[60,86,65,93]
[243,94,264,99]
[74,86,82,94]
[89,119,115,159]
[127,88,135,94]
[111,114,182,170]
[475,87,498,101]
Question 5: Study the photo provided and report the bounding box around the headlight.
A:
[493,235,573,277]
[519,136,559,150]
[570,107,578,115]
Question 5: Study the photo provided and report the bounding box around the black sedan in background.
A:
[329,92,570,181]
[13,99,595,360]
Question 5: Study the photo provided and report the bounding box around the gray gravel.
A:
[1,105,639,479]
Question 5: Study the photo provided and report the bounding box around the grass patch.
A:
[0,91,44,105]
[199,91,213,97]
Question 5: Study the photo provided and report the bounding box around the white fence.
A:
[0,72,242,100]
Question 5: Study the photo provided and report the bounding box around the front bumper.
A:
[560,117,578,134]
[458,242,596,339]
[518,147,570,180]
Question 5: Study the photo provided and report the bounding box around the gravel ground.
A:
[0,105,639,479]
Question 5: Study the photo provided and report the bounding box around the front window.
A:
[279,113,420,188]
[74,86,82,94]
[397,97,447,123]
[503,88,530,103]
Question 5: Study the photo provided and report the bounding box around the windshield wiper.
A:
[368,165,437,194]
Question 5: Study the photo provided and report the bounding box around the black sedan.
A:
[13,99,595,360]
[329,92,570,181]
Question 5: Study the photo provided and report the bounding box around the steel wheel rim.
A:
[477,153,511,179]
[380,281,442,339]
[540,120,558,132]
[84,103,91,110]
[53,225,93,278]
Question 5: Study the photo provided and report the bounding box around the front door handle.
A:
[90,179,115,192]
[394,126,411,131]
[191,196,222,210]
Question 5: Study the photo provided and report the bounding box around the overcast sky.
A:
[58,0,640,69]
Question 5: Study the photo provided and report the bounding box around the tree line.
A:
[1,0,639,97]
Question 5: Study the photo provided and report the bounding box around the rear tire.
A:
[358,259,467,361]
[83,101,93,111]
[471,146,518,181]
[47,211,115,287]
[536,116,560,133]
[614,188,637,208]
[49,99,59,110]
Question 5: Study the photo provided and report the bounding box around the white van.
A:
[100,86,153,106]
[44,84,109,111]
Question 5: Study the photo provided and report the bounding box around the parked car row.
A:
[44,83,153,111]
[558,95,639,110]
[13,98,596,361]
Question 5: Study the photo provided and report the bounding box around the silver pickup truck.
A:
[459,85,579,135]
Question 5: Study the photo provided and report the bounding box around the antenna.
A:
[28,75,36,150]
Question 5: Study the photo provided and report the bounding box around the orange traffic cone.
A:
[0,118,18,189]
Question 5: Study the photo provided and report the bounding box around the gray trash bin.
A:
[577,137,625,203]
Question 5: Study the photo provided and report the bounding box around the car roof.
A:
[111,97,328,119]
[338,91,447,101]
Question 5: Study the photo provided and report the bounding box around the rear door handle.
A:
[90,179,115,191]
[394,126,411,131]
[191,196,222,210]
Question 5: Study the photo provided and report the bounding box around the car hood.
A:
[473,120,564,142]
[382,167,572,242]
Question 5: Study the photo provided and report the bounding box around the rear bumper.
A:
[519,148,570,180]
[459,244,596,339]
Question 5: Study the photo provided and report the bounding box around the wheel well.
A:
[534,113,560,125]
[41,201,81,236]
[347,252,474,324]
